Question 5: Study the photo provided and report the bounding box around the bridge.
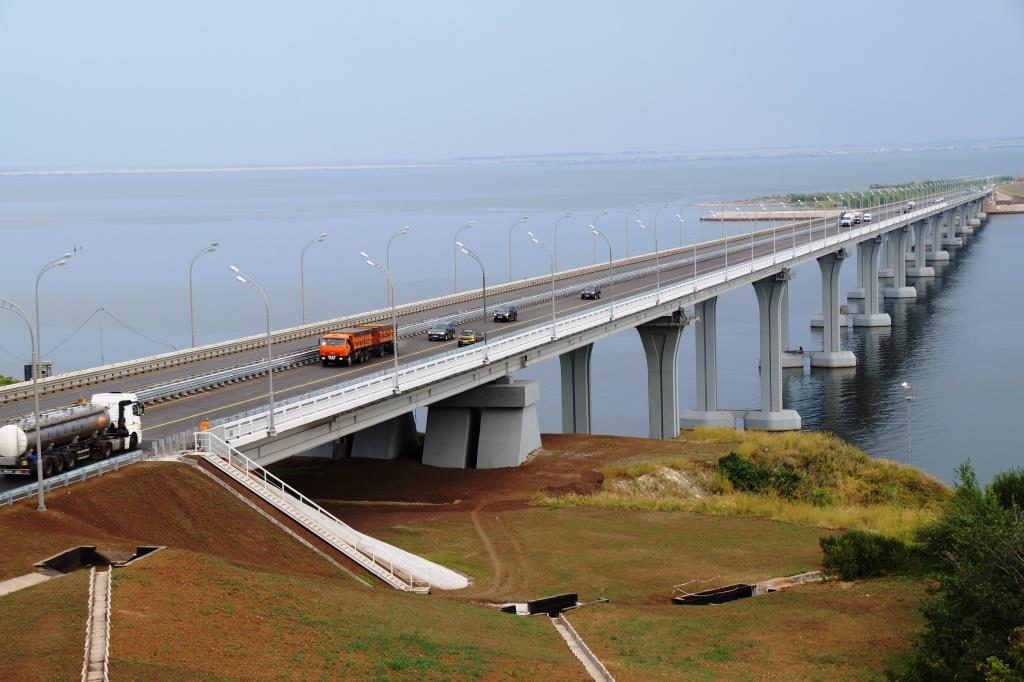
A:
[0,181,994,474]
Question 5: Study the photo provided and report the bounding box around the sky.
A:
[1,0,1022,169]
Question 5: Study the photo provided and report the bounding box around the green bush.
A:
[989,468,1024,511]
[717,452,803,499]
[0,375,16,386]
[819,530,921,580]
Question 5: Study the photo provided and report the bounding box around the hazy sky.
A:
[2,0,1022,168]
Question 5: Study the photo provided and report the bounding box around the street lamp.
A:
[454,241,489,358]
[385,225,411,273]
[526,231,557,339]
[188,242,218,347]
[592,209,609,263]
[901,381,914,465]
[35,253,71,376]
[636,220,661,302]
[675,214,686,248]
[506,216,528,281]
[0,297,46,511]
[625,205,641,257]
[300,233,327,325]
[552,211,571,271]
[229,265,276,436]
[589,226,615,320]
[360,251,401,392]
[452,221,474,294]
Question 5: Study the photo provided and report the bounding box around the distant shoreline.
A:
[0,162,448,177]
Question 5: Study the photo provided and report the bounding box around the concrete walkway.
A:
[0,568,63,598]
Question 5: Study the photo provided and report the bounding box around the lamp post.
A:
[589,226,615,320]
[901,381,914,465]
[0,297,46,511]
[552,211,571,271]
[300,233,327,325]
[359,251,400,392]
[636,220,661,302]
[526,231,557,339]
[591,209,609,263]
[454,241,489,358]
[452,221,474,294]
[188,242,218,347]
[505,216,528,281]
[229,265,276,436]
[385,225,411,274]
[35,253,72,376]
[676,214,686,248]
[625,205,641,257]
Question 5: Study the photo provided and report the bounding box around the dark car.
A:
[581,285,601,299]
[457,329,481,347]
[427,321,456,341]
[493,305,518,322]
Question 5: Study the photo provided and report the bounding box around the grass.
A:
[534,429,949,538]
[999,181,1024,200]
[0,569,90,681]
[0,375,17,386]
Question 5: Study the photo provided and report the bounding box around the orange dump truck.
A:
[319,324,396,366]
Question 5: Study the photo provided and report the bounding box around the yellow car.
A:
[457,329,481,347]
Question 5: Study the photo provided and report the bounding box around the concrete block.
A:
[476,403,541,469]
[883,286,917,299]
[350,413,417,460]
[851,312,892,328]
[810,350,857,368]
[906,266,935,278]
[743,409,801,431]
[810,313,848,328]
[680,410,735,430]
[846,287,865,300]
[941,237,962,248]
[422,407,474,468]
[781,351,804,369]
[925,250,949,262]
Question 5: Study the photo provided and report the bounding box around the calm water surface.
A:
[1,149,1021,483]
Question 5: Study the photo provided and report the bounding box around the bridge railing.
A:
[217,190,988,447]
[1,450,147,506]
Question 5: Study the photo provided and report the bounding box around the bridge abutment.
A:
[882,226,916,299]
[851,236,891,327]
[811,250,856,368]
[637,312,686,439]
[745,270,801,431]
[680,297,734,429]
[349,413,418,460]
[422,378,541,469]
[559,344,593,434]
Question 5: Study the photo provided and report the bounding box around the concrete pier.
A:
[637,313,687,440]
[926,214,950,262]
[559,344,593,434]
[878,232,895,278]
[811,250,856,368]
[422,378,541,469]
[851,236,891,327]
[680,297,734,429]
[882,226,916,299]
[350,413,418,460]
[906,220,935,278]
[745,270,801,431]
[847,243,865,299]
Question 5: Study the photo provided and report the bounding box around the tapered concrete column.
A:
[959,204,975,234]
[940,209,962,248]
[847,243,865,299]
[852,236,891,327]
[812,250,856,368]
[745,270,801,431]
[559,344,592,434]
[350,412,418,460]
[878,232,894,278]
[907,219,935,278]
[637,312,687,440]
[883,227,916,298]
[681,297,734,429]
[779,280,802,368]
[926,214,949,262]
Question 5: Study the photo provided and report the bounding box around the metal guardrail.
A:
[1,449,147,506]
[216,189,988,446]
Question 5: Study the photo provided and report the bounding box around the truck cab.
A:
[91,392,144,452]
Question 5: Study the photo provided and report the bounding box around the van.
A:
[862,212,872,223]
[840,213,853,227]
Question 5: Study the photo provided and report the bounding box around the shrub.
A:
[717,452,803,499]
[0,375,17,386]
[989,468,1024,511]
[819,530,921,580]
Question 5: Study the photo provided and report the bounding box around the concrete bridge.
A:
[0,183,994,473]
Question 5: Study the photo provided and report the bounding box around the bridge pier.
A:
[680,297,734,429]
[851,236,891,327]
[811,250,856,368]
[349,413,418,460]
[940,209,962,248]
[846,242,865,300]
[878,233,895,278]
[559,344,592,434]
[882,227,916,299]
[907,220,935,277]
[926,215,950,262]
[637,312,687,440]
[745,270,801,431]
[421,378,541,469]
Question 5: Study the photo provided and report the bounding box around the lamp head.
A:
[235,275,246,284]
[455,240,464,248]
[460,248,470,256]
[400,226,411,235]
[229,265,240,273]
[527,231,536,238]
[359,251,369,259]
[318,232,328,241]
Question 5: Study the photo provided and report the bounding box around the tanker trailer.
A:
[0,392,143,478]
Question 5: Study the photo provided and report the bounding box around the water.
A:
[1,148,1022,483]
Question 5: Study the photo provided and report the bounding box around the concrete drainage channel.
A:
[672,571,824,605]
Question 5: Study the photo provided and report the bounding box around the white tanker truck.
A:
[0,392,143,478]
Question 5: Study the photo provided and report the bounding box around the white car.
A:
[862,212,872,223]
[840,212,853,227]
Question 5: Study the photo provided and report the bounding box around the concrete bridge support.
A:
[680,297,734,429]
[940,209,962,248]
[349,412,418,460]
[852,236,891,327]
[926,215,950,262]
[882,227,916,299]
[811,250,856,368]
[745,270,801,431]
[907,220,935,278]
[878,233,895,278]
[559,344,592,434]
[637,312,687,440]
[422,378,541,469]
[847,242,865,300]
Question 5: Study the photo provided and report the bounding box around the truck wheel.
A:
[64,452,76,471]
[101,442,113,459]
[42,459,56,478]
[129,434,139,451]
[321,359,328,367]
[54,456,66,475]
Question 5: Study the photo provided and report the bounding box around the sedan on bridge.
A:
[581,284,601,299]
[492,305,518,322]
[457,329,482,347]
[427,321,456,341]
